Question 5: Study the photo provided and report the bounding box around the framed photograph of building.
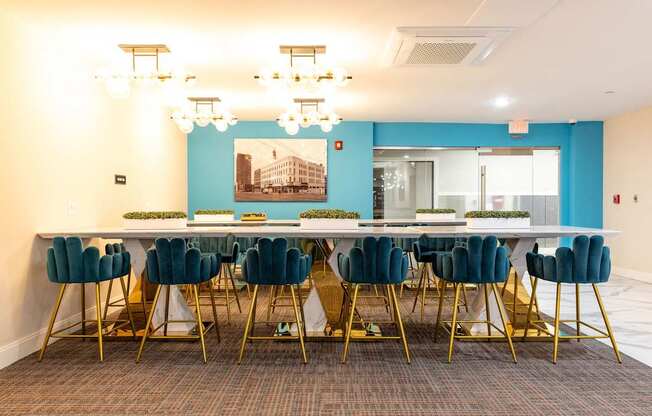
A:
[234,138,327,201]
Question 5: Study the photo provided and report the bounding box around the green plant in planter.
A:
[299,209,360,219]
[416,208,456,214]
[123,211,187,220]
[194,209,234,215]
[464,210,530,219]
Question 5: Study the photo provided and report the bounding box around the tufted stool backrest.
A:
[242,238,310,285]
[47,237,130,283]
[442,235,509,283]
[527,236,610,284]
[146,238,210,285]
[338,236,408,284]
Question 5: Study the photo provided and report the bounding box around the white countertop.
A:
[37,225,619,240]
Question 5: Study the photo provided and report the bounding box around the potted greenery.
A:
[465,210,530,229]
[299,209,360,230]
[122,211,187,230]
[416,208,456,220]
[194,209,235,222]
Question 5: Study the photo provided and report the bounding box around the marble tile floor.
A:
[524,273,652,367]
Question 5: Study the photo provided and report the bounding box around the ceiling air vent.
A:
[384,27,514,66]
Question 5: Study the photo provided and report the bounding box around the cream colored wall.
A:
[604,107,652,275]
[0,13,187,363]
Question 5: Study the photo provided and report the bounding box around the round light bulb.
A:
[195,114,211,127]
[285,122,299,135]
[299,114,312,128]
[177,119,194,134]
[213,119,228,132]
[308,111,320,124]
[329,112,341,125]
[320,120,333,133]
[332,67,350,86]
[171,109,185,122]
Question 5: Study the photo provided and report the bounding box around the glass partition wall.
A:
[373,147,560,245]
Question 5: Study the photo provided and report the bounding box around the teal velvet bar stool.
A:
[137,238,220,363]
[434,235,517,363]
[393,237,417,295]
[266,238,313,321]
[40,237,136,362]
[524,235,621,363]
[238,237,311,364]
[338,236,411,364]
[189,237,242,322]
[101,243,147,323]
[412,237,468,321]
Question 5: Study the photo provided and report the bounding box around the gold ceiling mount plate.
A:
[118,44,170,54]
[279,45,326,55]
[188,97,222,103]
[294,98,324,104]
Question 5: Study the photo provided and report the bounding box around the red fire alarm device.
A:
[335,140,343,150]
[613,194,620,204]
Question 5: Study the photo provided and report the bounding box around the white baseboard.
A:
[0,293,125,369]
[613,266,652,284]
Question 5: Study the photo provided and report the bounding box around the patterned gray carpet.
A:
[1,289,651,416]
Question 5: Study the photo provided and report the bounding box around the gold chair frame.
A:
[39,278,136,362]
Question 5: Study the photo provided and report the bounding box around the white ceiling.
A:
[5,0,652,122]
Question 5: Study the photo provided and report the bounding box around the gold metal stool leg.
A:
[136,285,162,363]
[411,264,424,313]
[483,284,492,337]
[434,279,446,342]
[552,282,562,364]
[227,264,242,313]
[447,283,462,363]
[266,285,275,322]
[342,284,360,363]
[238,285,259,364]
[390,285,411,363]
[592,283,622,363]
[192,284,207,363]
[38,284,67,362]
[163,285,171,336]
[290,285,307,364]
[102,279,113,321]
[575,283,581,341]
[461,283,469,313]
[119,277,137,339]
[80,283,86,338]
[512,271,519,325]
[420,265,429,321]
[94,283,104,362]
[522,277,539,341]
[296,284,306,337]
[207,283,221,342]
[223,265,232,323]
[491,283,517,363]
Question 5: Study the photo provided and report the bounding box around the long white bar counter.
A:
[37,224,619,337]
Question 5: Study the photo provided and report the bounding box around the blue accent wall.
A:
[567,121,604,228]
[187,121,373,219]
[188,121,603,229]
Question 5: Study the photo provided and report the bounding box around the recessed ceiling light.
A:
[403,154,410,159]
[492,96,511,108]
[604,90,616,94]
